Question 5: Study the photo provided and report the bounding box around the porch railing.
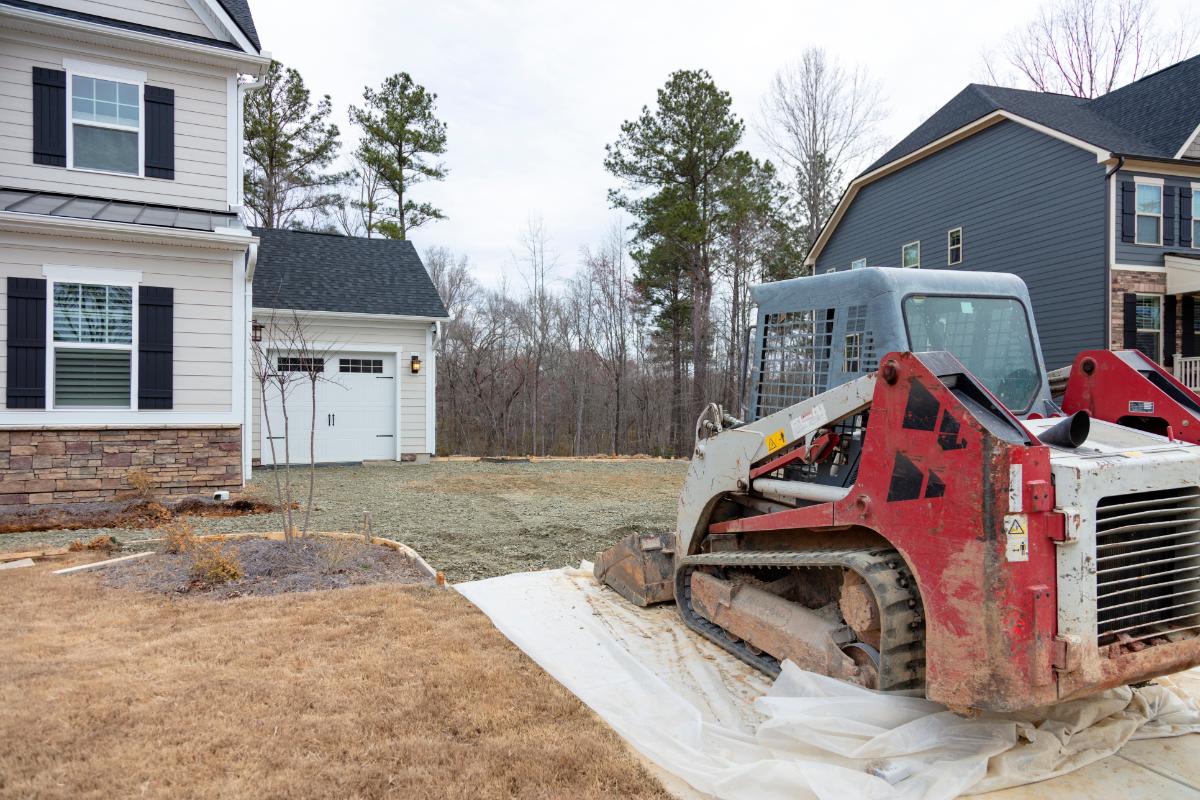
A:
[1176,355,1200,392]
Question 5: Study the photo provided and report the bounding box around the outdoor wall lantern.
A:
[251,319,264,343]
[410,354,423,374]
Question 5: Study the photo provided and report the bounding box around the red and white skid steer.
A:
[595,268,1200,712]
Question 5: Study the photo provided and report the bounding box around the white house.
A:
[0,0,446,506]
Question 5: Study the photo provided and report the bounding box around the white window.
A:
[1134,294,1162,362]
[947,228,963,265]
[1135,182,1163,245]
[51,282,135,407]
[901,241,920,268]
[1193,183,1200,249]
[66,62,143,176]
[850,258,867,270]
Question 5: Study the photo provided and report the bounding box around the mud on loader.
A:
[595,267,1200,712]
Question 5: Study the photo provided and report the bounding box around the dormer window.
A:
[65,61,144,176]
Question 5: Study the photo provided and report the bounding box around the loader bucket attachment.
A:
[593,532,676,607]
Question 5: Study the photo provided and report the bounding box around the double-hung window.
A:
[1134,182,1163,245]
[1134,294,1163,362]
[901,241,920,268]
[67,62,143,175]
[1193,183,1200,249]
[50,277,136,408]
[947,228,963,265]
[850,258,867,270]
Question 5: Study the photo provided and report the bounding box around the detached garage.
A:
[248,228,448,468]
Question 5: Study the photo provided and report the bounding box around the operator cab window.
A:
[902,295,1041,413]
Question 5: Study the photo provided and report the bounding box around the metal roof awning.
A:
[1166,252,1200,296]
[0,188,241,233]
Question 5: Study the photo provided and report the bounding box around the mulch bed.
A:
[101,536,434,598]
[0,495,277,535]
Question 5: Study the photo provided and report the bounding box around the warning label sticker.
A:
[765,429,787,454]
[789,403,828,440]
[1004,514,1029,562]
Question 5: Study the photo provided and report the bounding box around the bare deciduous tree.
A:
[984,0,1198,98]
[758,48,886,251]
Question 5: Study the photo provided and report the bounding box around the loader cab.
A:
[746,268,1054,422]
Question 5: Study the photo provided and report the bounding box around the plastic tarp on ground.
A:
[456,566,1200,800]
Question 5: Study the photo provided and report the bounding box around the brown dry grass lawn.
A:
[0,557,670,800]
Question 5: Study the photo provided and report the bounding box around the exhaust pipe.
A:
[1038,411,1090,448]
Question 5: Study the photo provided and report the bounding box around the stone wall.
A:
[1109,269,1168,354]
[0,425,241,505]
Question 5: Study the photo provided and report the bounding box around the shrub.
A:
[67,539,84,552]
[190,541,242,586]
[162,520,197,555]
[125,469,156,498]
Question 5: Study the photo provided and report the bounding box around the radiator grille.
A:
[1096,486,1200,646]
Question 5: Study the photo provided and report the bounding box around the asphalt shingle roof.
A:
[215,0,260,51]
[864,54,1200,173]
[251,228,449,319]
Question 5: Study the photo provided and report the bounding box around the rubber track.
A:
[676,548,926,693]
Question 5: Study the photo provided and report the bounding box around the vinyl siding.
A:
[815,120,1108,370]
[1114,170,1200,266]
[43,0,215,39]
[0,27,232,210]
[0,230,237,413]
[250,313,432,462]
[1184,135,1200,160]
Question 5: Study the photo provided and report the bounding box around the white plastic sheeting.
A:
[457,565,1200,800]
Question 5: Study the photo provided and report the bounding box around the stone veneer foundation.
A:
[0,425,241,505]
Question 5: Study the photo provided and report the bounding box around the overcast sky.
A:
[248,0,1189,286]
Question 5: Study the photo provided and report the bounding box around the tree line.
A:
[244,0,1194,457]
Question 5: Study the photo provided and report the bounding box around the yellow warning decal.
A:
[1004,514,1029,562]
[765,429,787,454]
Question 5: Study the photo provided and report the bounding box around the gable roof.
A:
[214,0,260,51]
[0,0,242,50]
[251,228,449,319]
[865,53,1200,173]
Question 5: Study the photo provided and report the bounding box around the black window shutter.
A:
[138,287,173,409]
[6,278,46,408]
[1182,188,1194,249]
[1184,296,1197,358]
[1164,187,1177,247]
[1122,293,1138,350]
[1120,181,1136,243]
[144,85,175,179]
[1164,294,1177,366]
[32,68,66,167]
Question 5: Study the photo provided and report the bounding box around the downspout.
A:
[1105,155,1124,353]
[237,75,264,481]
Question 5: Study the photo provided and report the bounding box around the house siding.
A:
[0,27,232,211]
[0,230,238,413]
[815,120,1108,370]
[1114,170,1200,266]
[1184,134,1200,160]
[43,0,215,39]
[250,313,432,462]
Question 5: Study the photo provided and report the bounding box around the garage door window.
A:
[278,356,324,372]
[339,358,383,374]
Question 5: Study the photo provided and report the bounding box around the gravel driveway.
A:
[0,459,688,582]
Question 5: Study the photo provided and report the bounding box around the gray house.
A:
[807,54,1200,387]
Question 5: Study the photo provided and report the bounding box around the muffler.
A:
[593,532,676,607]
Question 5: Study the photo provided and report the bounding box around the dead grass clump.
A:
[125,468,156,498]
[321,535,357,573]
[161,520,197,555]
[68,535,119,553]
[190,541,242,586]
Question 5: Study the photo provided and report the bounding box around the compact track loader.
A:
[595,268,1200,712]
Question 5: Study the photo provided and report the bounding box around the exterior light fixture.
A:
[251,319,265,343]
[410,354,423,374]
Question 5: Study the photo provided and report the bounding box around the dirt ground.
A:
[0,460,690,582]
[0,557,671,800]
[102,536,433,598]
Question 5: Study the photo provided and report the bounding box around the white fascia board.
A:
[252,308,450,324]
[1173,120,1200,160]
[1119,158,1200,180]
[805,109,1113,267]
[0,212,256,251]
[0,5,270,71]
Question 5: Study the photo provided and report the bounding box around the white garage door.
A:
[261,352,396,465]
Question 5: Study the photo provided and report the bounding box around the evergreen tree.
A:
[243,60,346,229]
[349,73,448,239]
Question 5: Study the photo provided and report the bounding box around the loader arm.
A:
[1063,349,1200,444]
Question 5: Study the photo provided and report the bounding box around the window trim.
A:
[1134,293,1163,362]
[42,265,142,410]
[947,227,963,266]
[1133,179,1163,246]
[901,240,920,269]
[63,59,145,178]
[850,258,867,270]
